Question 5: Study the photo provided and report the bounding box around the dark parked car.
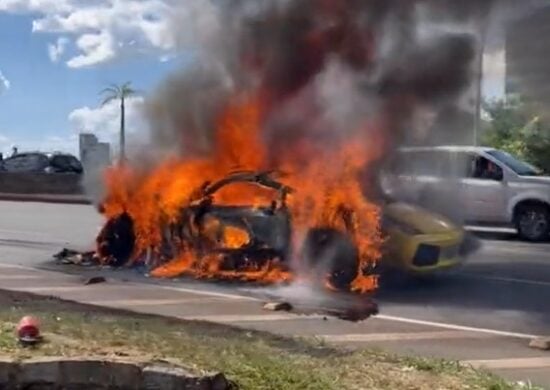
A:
[0,152,83,174]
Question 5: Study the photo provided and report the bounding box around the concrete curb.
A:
[0,193,91,205]
[0,356,232,389]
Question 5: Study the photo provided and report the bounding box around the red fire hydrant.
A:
[17,316,41,345]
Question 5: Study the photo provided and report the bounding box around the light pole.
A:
[473,23,489,146]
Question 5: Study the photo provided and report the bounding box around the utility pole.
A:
[473,22,489,146]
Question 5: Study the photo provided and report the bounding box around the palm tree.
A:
[100,82,136,163]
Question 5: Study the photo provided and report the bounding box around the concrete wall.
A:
[0,172,83,195]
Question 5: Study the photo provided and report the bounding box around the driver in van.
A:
[476,158,500,180]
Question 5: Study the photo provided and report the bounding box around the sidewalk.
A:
[0,262,549,388]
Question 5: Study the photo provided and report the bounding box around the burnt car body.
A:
[99,170,478,288]
[98,170,362,289]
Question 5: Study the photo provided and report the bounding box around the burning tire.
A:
[96,212,136,267]
[302,228,359,290]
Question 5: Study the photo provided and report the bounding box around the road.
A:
[0,200,549,387]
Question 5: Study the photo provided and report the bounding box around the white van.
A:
[382,146,550,241]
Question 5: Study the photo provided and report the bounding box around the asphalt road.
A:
[0,200,549,385]
[0,200,549,335]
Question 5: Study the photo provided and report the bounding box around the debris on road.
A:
[263,301,293,312]
[529,337,550,351]
[261,288,380,322]
[17,315,42,346]
[83,276,107,286]
[54,248,97,266]
[325,303,379,322]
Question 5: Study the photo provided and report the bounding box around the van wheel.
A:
[515,204,550,242]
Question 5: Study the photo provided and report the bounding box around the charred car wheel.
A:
[302,228,359,290]
[96,212,136,266]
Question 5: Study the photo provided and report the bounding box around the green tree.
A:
[100,82,136,164]
[482,97,550,173]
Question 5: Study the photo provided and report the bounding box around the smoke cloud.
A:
[91,0,518,298]
[504,1,550,115]
[139,0,497,172]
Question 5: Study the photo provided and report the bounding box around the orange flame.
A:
[222,226,251,249]
[99,94,382,293]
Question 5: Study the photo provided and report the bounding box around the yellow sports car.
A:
[382,202,476,274]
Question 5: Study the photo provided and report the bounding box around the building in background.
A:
[79,133,111,173]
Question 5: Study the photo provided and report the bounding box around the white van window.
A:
[393,150,449,176]
[486,150,541,177]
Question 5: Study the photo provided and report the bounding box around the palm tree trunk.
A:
[120,96,126,164]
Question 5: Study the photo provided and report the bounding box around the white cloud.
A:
[47,37,69,62]
[67,31,114,68]
[68,96,147,144]
[0,0,181,68]
[0,134,10,145]
[0,71,10,94]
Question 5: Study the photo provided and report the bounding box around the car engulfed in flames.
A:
[96,168,377,293]
[91,92,384,295]
[85,0,485,297]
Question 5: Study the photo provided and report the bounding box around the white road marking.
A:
[158,285,259,301]
[0,228,56,238]
[457,273,550,288]
[0,229,69,246]
[85,298,229,306]
[0,275,44,280]
[480,240,550,253]
[464,226,516,234]
[319,331,491,343]
[11,286,91,293]
[463,357,550,370]
[481,247,548,256]
[375,314,539,340]
[182,314,324,322]
[0,263,41,271]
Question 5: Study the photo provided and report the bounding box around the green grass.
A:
[0,290,541,390]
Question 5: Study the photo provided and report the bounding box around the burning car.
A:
[94,167,474,292]
[82,0,486,297]
[97,170,373,291]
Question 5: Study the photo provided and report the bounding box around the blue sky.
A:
[0,0,187,155]
[0,14,174,134]
[0,1,506,156]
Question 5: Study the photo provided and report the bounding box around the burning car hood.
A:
[384,202,460,235]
